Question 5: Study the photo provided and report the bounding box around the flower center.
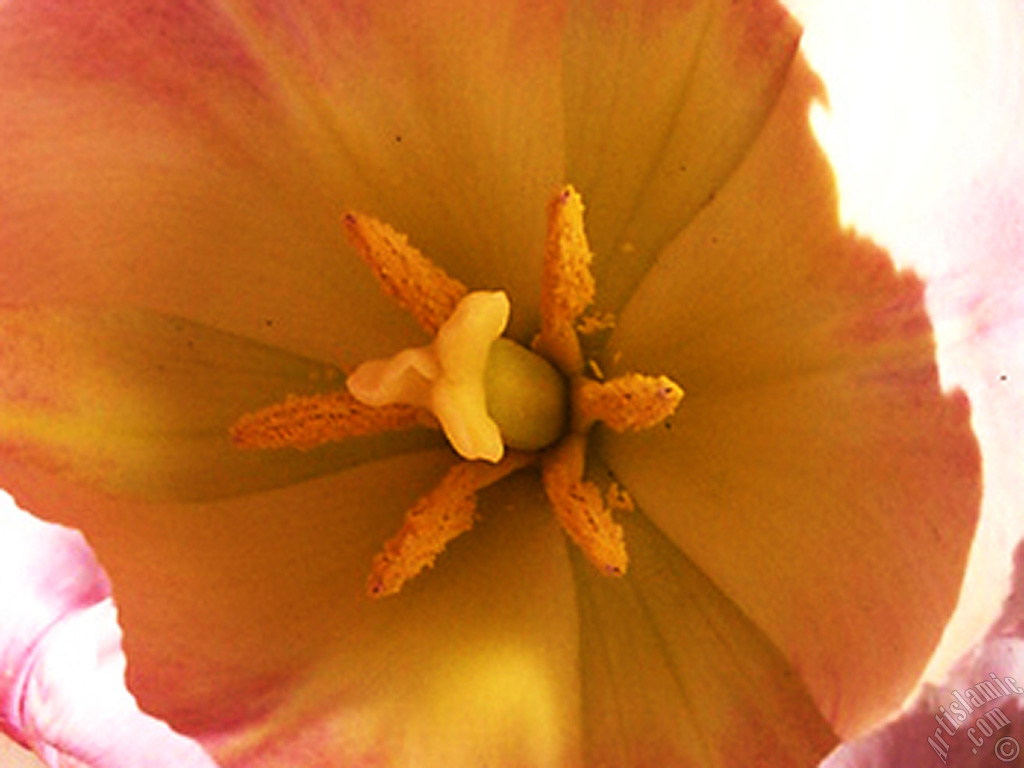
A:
[344,289,570,463]
[230,186,682,597]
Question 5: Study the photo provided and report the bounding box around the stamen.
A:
[541,435,627,576]
[575,374,683,433]
[536,186,596,375]
[230,391,436,451]
[343,212,468,334]
[368,452,535,597]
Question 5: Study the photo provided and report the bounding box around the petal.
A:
[0,306,442,502]
[241,0,570,337]
[0,0,412,364]
[23,601,220,768]
[573,501,837,766]
[3,454,582,767]
[823,540,1024,768]
[0,493,216,768]
[786,0,1024,683]
[0,740,44,768]
[564,0,801,310]
[600,57,981,736]
[0,494,109,742]
[0,0,567,349]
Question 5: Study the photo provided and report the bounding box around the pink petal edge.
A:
[784,0,1024,687]
[822,539,1024,767]
[0,492,217,768]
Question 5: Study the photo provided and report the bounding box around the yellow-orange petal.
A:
[0,305,441,502]
[600,56,981,736]
[573,502,837,766]
[1,452,582,768]
[564,0,801,310]
[0,0,567,352]
[207,0,571,341]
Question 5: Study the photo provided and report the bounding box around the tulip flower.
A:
[0,0,994,766]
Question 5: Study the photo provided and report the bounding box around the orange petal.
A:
[2,453,582,768]
[564,0,801,310]
[824,542,1024,768]
[573,503,837,766]
[0,305,441,501]
[0,0,567,349]
[788,0,1024,681]
[600,57,981,736]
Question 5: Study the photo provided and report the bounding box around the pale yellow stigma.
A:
[229,185,684,598]
[346,290,511,463]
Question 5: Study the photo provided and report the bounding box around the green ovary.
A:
[484,338,569,452]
